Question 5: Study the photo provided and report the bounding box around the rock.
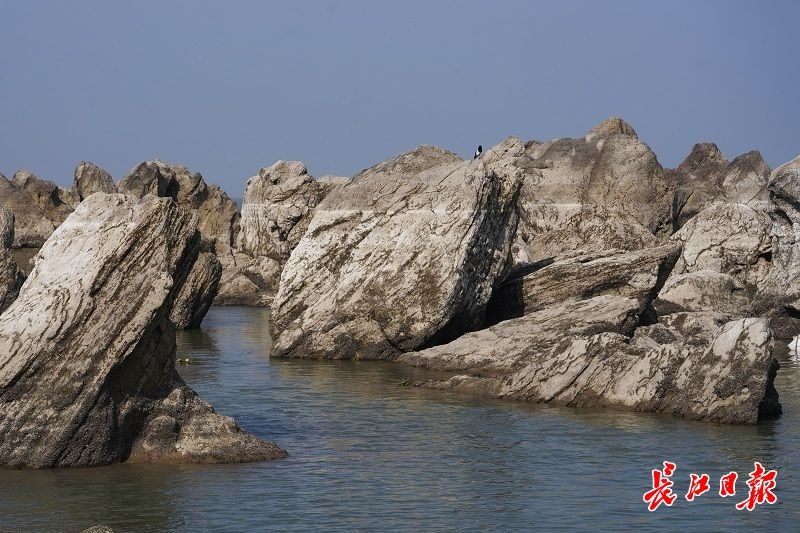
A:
[81,527,114,533]
[0,209,14,249]
[399,296,780,424]
[169,240,222,329]
[0,193,285,468]
[237,161,329,261]
[74,161,117,200]
[0,247,25,314]
[12,170,74,226]
[0,173,57,247]
[671,144,770,227]
[512,118,672,265]
[214,252,281,307]
[654,270,753,318]
[487,244,681,324]
[670,202,772,288]
[271,138,525,359]
[316,175,352,185]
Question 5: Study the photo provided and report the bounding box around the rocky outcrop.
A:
[0,209,14,249]
[0,173,57,247]
[271,138,525,359]
[74,161,117,200]
[487,244,681,324]
[654,270,753,318]
[671,144,770,227]
[0,193,285,468]
[12,170,75,226]
[398,296,780,424]
[512,118,672,265]
[237,161,330,261]
[214,252,281,307]
[0,210,24,313]
[169,240,223,329]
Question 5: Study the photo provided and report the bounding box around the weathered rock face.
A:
[169,240,223,329]
[74,161,117,200]
[119,160,241,250]
[0,247,24,314]
[0,174,57,247]
[512,118,672,265]
[487,244,681,324]
[271,138,525,359]
[0,193,284,468]
[12,170,75,226]
[399,296,780,424]
[670,203,772,288]
[214,252,281,307]
[237,161,330,261]
[654,270,753,318]
[671,144,771,227]
[0,209,14,249]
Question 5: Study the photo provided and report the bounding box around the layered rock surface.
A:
[0,173,57,247]
[0,193,284,468]
[512,118,672,265]
[74,161,117,200]
[399,296,780,424]
[271,139,525,359]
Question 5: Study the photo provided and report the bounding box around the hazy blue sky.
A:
[1,1,797,196]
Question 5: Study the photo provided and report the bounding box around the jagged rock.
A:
[74,161,117,200]
[169,240,222,329]
[12,170,74,226]
[399,296,780,424]
[271,138,525,359]
[487,244,680,324]
[654,270,753,318]
[512,118,672,265]
[214,252,280,307]
[0,193,285,468]
[0,173,57,247]
[0,248,24,314]
[237,161,329,261]
[670,202,772,288]
[671,144,770,227]
[0,209,14,249]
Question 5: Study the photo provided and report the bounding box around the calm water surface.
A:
[1,307,799,531]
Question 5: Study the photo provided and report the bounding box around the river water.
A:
[1,307,798,531]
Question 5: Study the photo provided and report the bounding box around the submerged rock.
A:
[399,296,780,424]
[0,193,284,468]
[271,139,524,359]
[74,161,117,200]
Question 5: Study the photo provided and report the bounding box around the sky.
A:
[0,0,797,196]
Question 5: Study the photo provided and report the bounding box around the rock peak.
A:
[677,142,728,177]
[586,117,638,140]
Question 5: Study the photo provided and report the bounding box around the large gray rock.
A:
[512,117,672,265]
[654,270,754,318]
[169,240,222,329]
[399,296,780,424]
[0,248,24,314]
[0,208,14,249]
[12,170,75,226]
[271,138,525,359]
[487,244,681,323]
[74,161,117,200]
[671,144,770,227]
[237,161,330,261]
[0,193,285,468]
[214,251,281,307]
[0,173,57,247]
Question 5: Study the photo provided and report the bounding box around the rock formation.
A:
[512,117,672,265]
[169,239,222,329]
[0,209,24,314]
[12,170,75,226]
[398,296,780,424]
[0,193,284,468]
[654,270,753,318]
[487,244,680,324]
[671,144,771,228]
[74,161,118,200]
[271,138,525,359]
[0,173,57,247]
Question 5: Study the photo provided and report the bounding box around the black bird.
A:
[473,145,483,159]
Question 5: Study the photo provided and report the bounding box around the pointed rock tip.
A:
[586,117,638,140]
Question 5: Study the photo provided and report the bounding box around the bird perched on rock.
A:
[474,145,483,159]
